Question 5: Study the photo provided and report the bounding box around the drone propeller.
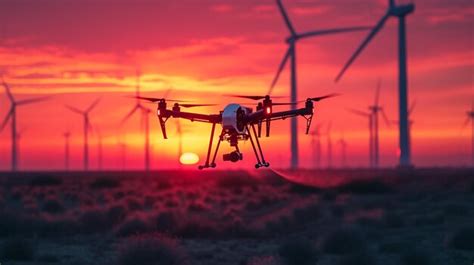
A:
[132,96,188,103]
[308,93,340,102]
[272,102,299,106]
[225,94,285,101]
[179,103,218,108]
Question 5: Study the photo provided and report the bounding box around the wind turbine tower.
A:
[335,0,415,167]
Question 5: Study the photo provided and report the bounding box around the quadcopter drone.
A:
[135,94,337,169]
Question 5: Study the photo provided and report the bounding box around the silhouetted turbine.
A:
[121,71,152,172]
[270,0,370,169]
[65,98,101,171]
[1,78,49,171]
[335,0,415,167]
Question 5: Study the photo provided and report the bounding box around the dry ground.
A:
[0,168,472,265]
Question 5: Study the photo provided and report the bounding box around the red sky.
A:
[0,0,472,170]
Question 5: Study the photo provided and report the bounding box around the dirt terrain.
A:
[0,168,473,265]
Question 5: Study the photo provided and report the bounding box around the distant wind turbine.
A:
[1,78,49,171]
[348,108,374,168]
[335,0,415,167]
[65,98,101,171]
[310,124,323,169]
[270,0,370,169]
[121,71,152,172]
[64,131,71,171]
[463,102,474,165]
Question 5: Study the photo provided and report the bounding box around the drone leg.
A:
[246,125,263,168]
[251,124,269,167]
[199,123,216,169]
[305,114,314,135]
[209,130,224,168]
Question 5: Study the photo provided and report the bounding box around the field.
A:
[0,168,473,265]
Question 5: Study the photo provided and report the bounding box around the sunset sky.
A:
[0,0,472,170]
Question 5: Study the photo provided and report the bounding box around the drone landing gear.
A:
[199,123,220,170]
[247,124,270,169]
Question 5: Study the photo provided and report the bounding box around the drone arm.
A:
[170,110,222,124]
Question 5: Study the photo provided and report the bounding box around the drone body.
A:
[136,94,337,169]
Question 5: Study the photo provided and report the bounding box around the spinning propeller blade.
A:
[308,93,340,102]
[179,104,218,108]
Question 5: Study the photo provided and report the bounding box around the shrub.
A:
[338,179,391,194]
[107,205,127,225]
[154,211,178,233]
[400,249,432,265]
[448,226,474,250]
[29,175,62,187]
[1,237,35,261]
[278,237,318,265]
[322,228,367,255]
[116,217,153,237]
[117,234,188,265]
[42,199,65,214]
[79,209,110,234]
[89,177,121,189]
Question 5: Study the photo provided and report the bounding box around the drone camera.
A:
[223,151,243,163]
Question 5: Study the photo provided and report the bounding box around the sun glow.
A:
[179,152,200,165]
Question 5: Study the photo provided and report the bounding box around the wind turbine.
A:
[348,108,374,168]
[1,78,48,171]
[462,102,474,166]
[270,0,370,169]
[121,72,152,172]
[338,135,348,168]
[310,124,323,169]
[335,0,415,167]
[369,80,391,167]
[65,98,101,171]
[64,131,71,171]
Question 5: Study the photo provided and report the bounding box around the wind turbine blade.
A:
[375,79,381,105]
[1,77,14,103]
[381,108,391,127]
[86,97,101,113]
[297,26,371,39]
[0,108,13,132]
[347,108,370,117]
[65,105,84,115]
[276,0,296,35]
[335,13,390,82]
[120,105,140,125]
[16,96,50,105]
[268,47,291,95]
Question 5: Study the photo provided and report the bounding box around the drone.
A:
[135,93,338,169]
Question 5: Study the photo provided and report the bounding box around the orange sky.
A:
[0,0,473,170]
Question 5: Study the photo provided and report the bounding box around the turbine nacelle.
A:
[389,3,415,17]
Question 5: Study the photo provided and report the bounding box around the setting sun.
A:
[179,152,200,165]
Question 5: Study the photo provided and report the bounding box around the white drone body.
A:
[221,104,251,134]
